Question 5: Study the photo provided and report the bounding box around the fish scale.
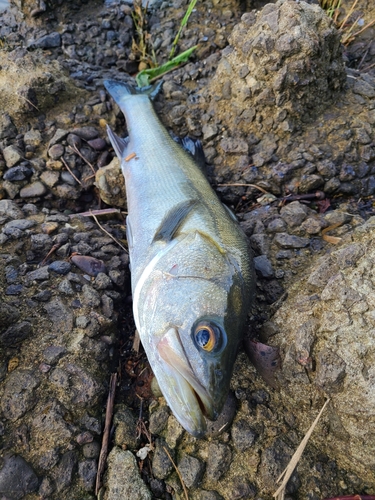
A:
[104,79,254,437]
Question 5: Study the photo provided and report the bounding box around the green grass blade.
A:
[136,45,198,87]
[169,0,198,59]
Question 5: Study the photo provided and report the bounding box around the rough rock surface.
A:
[269,216,375,482]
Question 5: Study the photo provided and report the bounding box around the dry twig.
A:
[95,372,117,495]
[218,183,269,194]
[273,399,330,500]
[61,156,83,186]
[90,211,128,253]
[163,446,189,500]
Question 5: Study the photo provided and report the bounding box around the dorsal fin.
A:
[153,200,197,242]
[106,125,129,160]
[173,135,206,171]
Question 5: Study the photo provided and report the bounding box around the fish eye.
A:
[194,323,218,352]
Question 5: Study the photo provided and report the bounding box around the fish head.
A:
[134,231,250,437]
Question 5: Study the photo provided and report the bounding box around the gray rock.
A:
[152,439,175,479]
[44,298,74,334]
[0,200,24,219]
[104,447,151,500]
[3,165,33,181]
[266,217,287,233]
[40,170,60,187]
[32,32,62,49]
[78,459,97,491]
[20,181,47,198]
[58,278,75,295]
[6,284,24,295]
[206,443,232,480]
[72,126,99,140]
[165,414,184,448]
[280,201,309,228]
[113,405,139,450]
[249,233,270,255]
[52,451,77,492]
[3,219,36,231]
[24,129,42,147]
[231,419,257,452]
[178,454,205,488]
[254,255,275,278]
[0,321,33,346]
[274,233,310,249]
[0,454,38,500]
[0,114,17,139]
[48,144,65,160]
[48,260,71,275]
[2,145,23,167]
[50,129,69,145]
[82,284,101,307]
[32,289,52,302]
[0,302,20,329]
[25,266,50,282]
[149,405,170,435]
[82,441,100,459]
[1,369,40,421]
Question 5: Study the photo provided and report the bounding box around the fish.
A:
[104,79,254,437]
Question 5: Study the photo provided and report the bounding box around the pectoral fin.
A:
[106,124,129,160]
[173,136,206,171]
[153,200,196,242]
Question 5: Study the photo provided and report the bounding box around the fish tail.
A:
[103,79,163,106]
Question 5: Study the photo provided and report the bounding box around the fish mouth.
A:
[157,328,216,437]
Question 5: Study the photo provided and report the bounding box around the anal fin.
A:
[106,124,129,160]
[153,200,197,242]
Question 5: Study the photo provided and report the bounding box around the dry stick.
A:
[61,156,83,186]
[70,208,122,218]
[338,0,359,31]
[343,18,375,45]
[273,399,330,500]
[90,211,128,253]
[217,183,269,194]
[17,93,40,111]
[70,144,97,176]
[95,372,117,496]
[163,446,189,500]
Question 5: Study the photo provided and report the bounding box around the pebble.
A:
[3,219,36,231]
[113,405,139,450]
[48,144,65,160]
[0,200,24,219]
[0,454,39,499]
[20,181,47,198]
[280,202,309,228]
[78,459,97,491]
[178,454,205,488]
[104,447,152,500]
[2,145,23,167]
[149,405,170,435]
[52,451,78,492]
[44,298,74,334]
[72,126,99,140]
[1,369,40,420]
[231,419,257,451]
[152,439,175,479]
[50,129,69,145]
[48,260,72,275]
[0,321,32,345]
[254,255,275,278]
[82,441,100,459]
[31,32,62,48]
[3,165,33,181]
[274,233,310,249]
[24,129,42,147]
[43,345,67,364]
[206,443,232,480]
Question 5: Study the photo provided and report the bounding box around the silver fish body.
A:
[104,80,254,437]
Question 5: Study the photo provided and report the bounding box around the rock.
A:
[152,439,175,479]
[50,129,69,145]
[72,126,99,140]
[24,129,42,147]
[273,233,310,249]
[48,260,72,275]
[3,219,36,231]
[0,454,39,500]
[95,157,126,208]
[19,181,47,198]
[82,441,100,459]
[0,114,17,139]
[0,321,33,346]
[149,405,170,435]
[44,298,74,334]
[31,32,62,49]
[280,202,309,228]
[3,165,33,181]
[270,217,375,483]
[1,369,40,421]
[253,255,274,278]
[178,454,205,488]
[2,145,23,167]
[0,200,24,219]
[165,414,184,448]
[231,419,257,452]
[25,266,50,282]
[0,303,20,329]
[104,447,151,500]
[52,451,78,492]
[78,459,97,491]
[113,405,139,450]
[206,443,232,480]
[48,144,65,160]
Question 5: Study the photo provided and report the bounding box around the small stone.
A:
[87,137,107,150]
[152,439,175,479]
[0,200,24,219]
[94,272,112,290]
[178,454,205,489]
[76,431,94,445]
[58,279,75,295]
[165,415,184,448]
[50,129,69,145]
[274,233,310,249]
[113,406,139,450]
[72,126,99,140]
[149,405,170,435]
[39,363,51,373]
[32,32,61,48]
[1,369,40,420]
[301,217,322,235]
[231,419,257,451]
[40,170,60,187]
[48,260,71,275]
[249,233,270,255]
[2,145,24,167]
[41,221,59,234]
[24,129,42,147]
[104,448,151,500]
[220,137,249,154]
[82,284,101,307]
[48,144,65,160]
[206,443,232,480]
[25,266,50,282]
[32,289,52,302]
[44,298,74,334]
[52,451,78,493]
[43,345,66,364]
[266,218,287,233]
[0,114,17,139]
[67,133,82,148]
[6,284,23,295]
[0,321,32,345]
[280,202,309,228]
[195,491,224,500]
[0,455,38,499]
[82,442,100,459]
[30,233,53,253]
[20,181,47,198]
[4,219,36,231]
[78,459,97,491]
[254,255,275,278]
[3,165,33,181]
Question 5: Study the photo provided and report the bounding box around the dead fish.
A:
[104,79,254,437]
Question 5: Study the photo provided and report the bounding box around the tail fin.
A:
[104,79,163,106]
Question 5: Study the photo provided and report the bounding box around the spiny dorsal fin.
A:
[153,200,197,242]
[173,135,206,171]
[106,125,129,160]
